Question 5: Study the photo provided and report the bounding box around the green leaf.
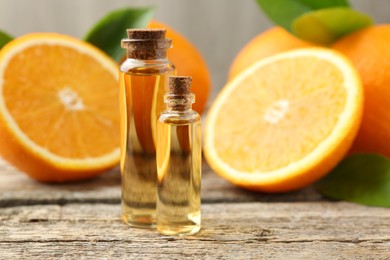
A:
[295,0,350,9]
[256,0,349,32]
[84,7,155,62]
[292,7,372,45]
[316,154,390,207]
[0,30,13,49]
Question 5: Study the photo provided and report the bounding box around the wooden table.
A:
[1,158,389,259]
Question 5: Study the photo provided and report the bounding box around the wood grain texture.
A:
[1,241,389,259]
[1,158,389,258]
[0,203,389,259]
[0,158,323,207]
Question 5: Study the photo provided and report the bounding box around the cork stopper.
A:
[169,76,192,95]
[121,28,172,59]
[165,76,195,110]
[126,29,166,39]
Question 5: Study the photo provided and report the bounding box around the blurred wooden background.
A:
[0,0,389,101]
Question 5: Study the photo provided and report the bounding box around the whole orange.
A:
[333,25,390,158]
[230,24,390,159]
[148,21,211,114]
[229,27,317,80]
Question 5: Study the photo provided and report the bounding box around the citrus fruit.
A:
[205,48,363,192]
[148,20,211,114]
[0,33,120,182]
[230,24,390,159]
[229,27,316,80]
[333,25,390,158]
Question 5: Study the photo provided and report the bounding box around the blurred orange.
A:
[333,25,390,158]
[148,20,211,114]
[229,27,317,80]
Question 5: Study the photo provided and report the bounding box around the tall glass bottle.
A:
[119,29,175,228]
[156,76,202,236]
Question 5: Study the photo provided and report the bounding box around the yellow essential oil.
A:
[156,76,202,235]
[119,29,175,228]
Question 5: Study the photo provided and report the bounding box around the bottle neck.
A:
[165,93,195,112]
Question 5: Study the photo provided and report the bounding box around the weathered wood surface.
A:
[0,158,322,206]
[1,203,390,259]
[1,158,390,259]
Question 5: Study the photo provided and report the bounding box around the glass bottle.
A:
[119,29,175,228]
[156,76,202,236]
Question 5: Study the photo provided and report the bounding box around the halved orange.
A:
[0,33,120,182]
[204,48,363,192]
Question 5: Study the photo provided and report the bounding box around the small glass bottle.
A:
[156,76,202,236]
[119,29,175,228]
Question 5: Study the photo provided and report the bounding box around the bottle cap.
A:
[126,29,166,39]
[121,29,172,59]
[168,76,192,95]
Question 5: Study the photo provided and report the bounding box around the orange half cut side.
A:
[0,33,120,182]
[205,48,363,192]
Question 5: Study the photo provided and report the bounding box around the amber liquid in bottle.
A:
[156,76,202,235]
[119,29,175,228]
